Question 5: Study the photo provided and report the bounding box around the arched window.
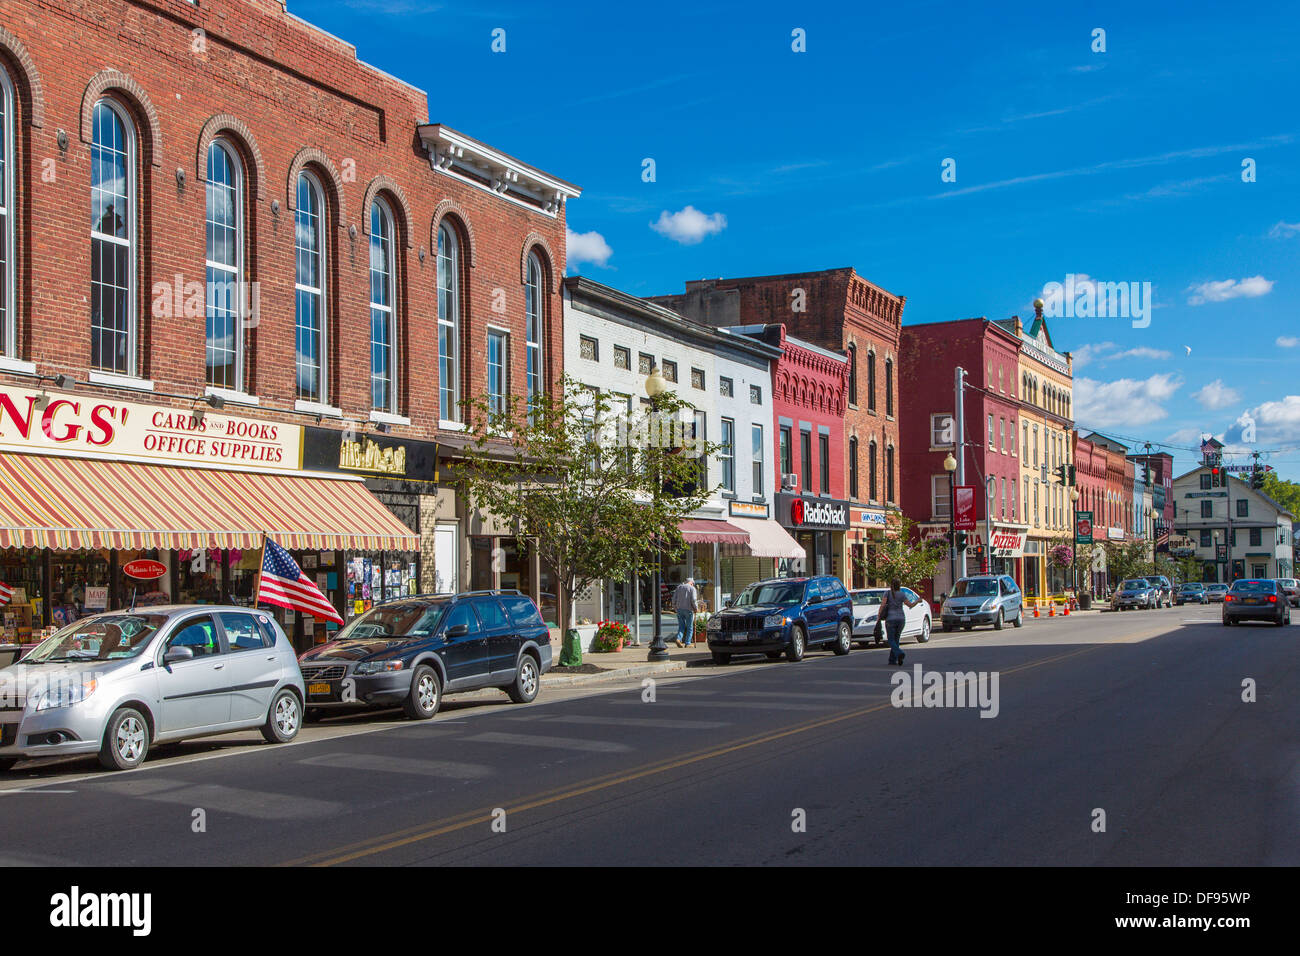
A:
[90,98,135,374]
[294,172,327,404]
[866,351,877,412]
[205,140,243,390]
[868,439,878,501]
[0,65,13,356]
[525,250,544,413]
[437,221,460,423]
[884,358,894,417]
[847,344,857,405]
[849,436,859,499]
[370,197,396,413]
[886,445,895,503]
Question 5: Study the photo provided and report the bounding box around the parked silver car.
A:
[940,574,1024,631]
[1112,578,1158,610]
[0,606,305,772]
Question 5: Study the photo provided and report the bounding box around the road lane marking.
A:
[287,644,1100,866]
[459,731,632,753]
[502,715,732,730]
[297,753,496,779]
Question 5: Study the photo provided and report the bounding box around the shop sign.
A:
[990,528,1028,558]
[1107,527,1125,541]
[1169,535,1196,557]
[0,384,303,471]
[729,500,770,518]
[84,586,108,610]
[303,426,439,483]
[123,559,167,580]
[340,437,406,476]
[855,509,888,527]
[784,494,849,530]
[1074,510,1093,544]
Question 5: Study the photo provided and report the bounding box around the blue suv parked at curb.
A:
[298,590,552,721]
[706,576,854,664]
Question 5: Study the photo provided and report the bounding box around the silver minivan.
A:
[941,574,1025,631]
[0,606,305,772]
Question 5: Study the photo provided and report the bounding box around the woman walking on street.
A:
[883,579,922,666]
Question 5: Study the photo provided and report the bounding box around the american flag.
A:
[1156,522,1170,548]
[256,537,343,624]
[0,582,11,608]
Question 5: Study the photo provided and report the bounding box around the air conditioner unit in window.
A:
[781,473,799,492]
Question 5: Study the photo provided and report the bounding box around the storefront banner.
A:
[954,485,977,531]
[0,384,303,472]
[1074,510,1094,545]
[990,528,1028,558]
[303,426,439,483]
[728,500,770,519]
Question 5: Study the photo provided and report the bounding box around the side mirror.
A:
[163,646,194,665]
[446,623,470,638]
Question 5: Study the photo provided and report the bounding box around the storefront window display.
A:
[49,551,111,627]
[113,549,170,610]
[345,551,417,620]
[0,548,44,643]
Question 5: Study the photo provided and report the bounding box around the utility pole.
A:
[954,366,968,580]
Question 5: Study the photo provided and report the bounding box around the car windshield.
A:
[735,583,805,606]
[1122,580,1149,589]
[852,591,885,606]
[333,602,447,641]
[951,579,997,597]
[1207,584,1227,591]
[1230,580,1273,593]
[23,615,166,663]
[1179,584,1202,590]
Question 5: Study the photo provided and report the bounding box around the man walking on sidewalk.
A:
[673,578,698,647]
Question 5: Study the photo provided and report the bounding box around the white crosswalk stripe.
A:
[95,779,342,819]
[503,714,731,730]
[297,753,495,779]
[460,731,632,753]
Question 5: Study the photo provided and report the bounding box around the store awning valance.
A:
[0,453,419,552]
[727,517,806,559]
[679,518,750,547]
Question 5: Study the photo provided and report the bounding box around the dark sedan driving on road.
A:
[1222,579,1291,627]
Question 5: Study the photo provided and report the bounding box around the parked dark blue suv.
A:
[298,590,552,720]
[705,576,854,664]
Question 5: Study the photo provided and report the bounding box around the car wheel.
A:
[833,621,852,656]
[786,626,806,662]
[713,651,731,665]
[260,688,302,744]
[98,707,149,771]
[1012,608,1024,628]
[1223,616,1233,626]
[507,654,541,704]
[962,625,973,631]
[916,617,931,643]
[993,609,1004,631]
[402,664,442,719]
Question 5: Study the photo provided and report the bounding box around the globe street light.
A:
[645,365,670,661]
[944,453,958,591]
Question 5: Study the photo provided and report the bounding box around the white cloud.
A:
[650,205,727,245]
[1277,335,1299,348]
[1186,275,1274,305]
[1234,395,1300,448]
[1040,274,1092,314]
[1074,374,1182,429]
[1070,340,1114,368]
[1191,379,1241,410]
[1268,221,1300,239]
[1113,346,1172,361]
[1070,341,1170,367]
[565,228,613,268]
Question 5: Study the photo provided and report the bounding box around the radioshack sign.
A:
[781,493,849,530]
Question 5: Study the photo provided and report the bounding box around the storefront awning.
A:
[679,518,750,547]
[727,517,806,559]
[0,453,419,551]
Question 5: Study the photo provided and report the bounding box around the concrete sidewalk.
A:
[541,638,716,686]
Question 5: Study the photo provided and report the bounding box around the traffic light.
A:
[955,530,968,552]
[1211,466,1224,488]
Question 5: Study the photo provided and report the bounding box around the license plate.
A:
[308,682,332,696]
[960,616,971,622]
[733,633,748,642]
[1245,598,1261,605]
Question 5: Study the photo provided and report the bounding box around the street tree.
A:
[857,514,946,589]
[457,375,717,639]
[1104,539,1155,586]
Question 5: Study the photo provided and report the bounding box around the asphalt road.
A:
[1,604,1295,866]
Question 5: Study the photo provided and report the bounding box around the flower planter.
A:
[575,624,598,651]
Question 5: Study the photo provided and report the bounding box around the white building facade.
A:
[562,277,796,641]
[1172,466,1295,583]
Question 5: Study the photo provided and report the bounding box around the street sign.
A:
[1215,544,1228,562]
[1074,510,1094,545]
[954,485,976,531]
[123,559,167,580]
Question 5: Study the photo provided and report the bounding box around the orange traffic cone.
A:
[1033,605,1040,618]
[1049,603,1055,617]
[1063,604,1070,616]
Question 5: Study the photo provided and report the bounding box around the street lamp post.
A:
[984,475,995,575]
[645,365,670,662]
[944,453,958,593]
[1070,487,1080,598]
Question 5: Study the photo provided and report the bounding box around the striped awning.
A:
[0,453,419,551]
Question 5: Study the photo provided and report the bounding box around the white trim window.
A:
[0,66,13,356]
[294,172,327,404]
[525,251,544,413]
[932,474,951,520]
[205,140,243,390]
[437,222,460,422]
[751,423,764,497]
[720,417,735,494]
[90,99,135,374]
[486,328,508,416]
[370,198,396,413]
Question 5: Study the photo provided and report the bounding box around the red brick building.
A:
[899,318,1027,603]
[649,268,905,585]
[1072,432,1109,594]
[0,0,577,639]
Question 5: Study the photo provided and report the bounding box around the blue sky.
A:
[296,0,1300,480]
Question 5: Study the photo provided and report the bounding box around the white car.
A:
[850,587,932,646]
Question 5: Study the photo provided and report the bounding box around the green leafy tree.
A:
[457,375,717,638]
[1259,472,1300,517]
[1104,539,1155,586]
[856,515,946,590]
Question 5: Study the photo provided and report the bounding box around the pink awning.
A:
[679,518,750,546]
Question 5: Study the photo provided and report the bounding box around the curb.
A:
[542,660,693,686]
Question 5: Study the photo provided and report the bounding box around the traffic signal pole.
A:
[955,366,967,580]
